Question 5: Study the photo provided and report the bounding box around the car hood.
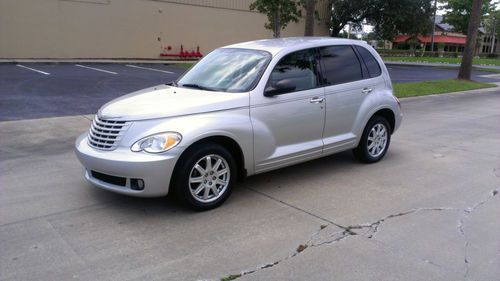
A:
[97,85,249,121]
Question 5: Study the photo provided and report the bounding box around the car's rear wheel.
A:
[353,116,391,163]
[173,143,236,211]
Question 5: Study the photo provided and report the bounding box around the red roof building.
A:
[393,15,496,54]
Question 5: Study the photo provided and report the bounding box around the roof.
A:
[224,37,368,56]
[435,15,454,32]
[435,15,485,34]
[394,35,466,45]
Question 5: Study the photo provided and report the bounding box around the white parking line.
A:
[126,64,174,74]
[76,64,118,75]
[16,64,50,75]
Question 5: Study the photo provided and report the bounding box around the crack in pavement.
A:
[460,186,499,280]
[219,185,499,281]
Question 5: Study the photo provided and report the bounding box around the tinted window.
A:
[319,45,362,85]
[355,45,382,78]
[269,49,319,92]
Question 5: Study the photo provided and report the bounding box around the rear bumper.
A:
[74,133,180,197]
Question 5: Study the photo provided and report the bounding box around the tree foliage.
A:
[250,0,302,38]
[329,0,378,37]
[328,0,434,40]
[484,9,500,38]
[369,0,434,40]
[440,0,492,35]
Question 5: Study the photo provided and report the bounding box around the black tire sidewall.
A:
[173,143,236,211]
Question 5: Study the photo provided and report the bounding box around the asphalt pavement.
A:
[2,63,500,121]
[1,87,500,280]
[0,63,184,121]
[386,64,500,83]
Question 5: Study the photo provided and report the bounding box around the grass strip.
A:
[394,79,496,98]
[169,62,195,69]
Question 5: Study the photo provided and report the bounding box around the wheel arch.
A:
[173,135,247,185]
[372,108,395,134]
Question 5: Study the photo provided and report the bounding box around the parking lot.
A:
[1,60,500,280]
[1,62,500,121]
[0,63,185,121]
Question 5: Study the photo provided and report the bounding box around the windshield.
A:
[177,48,271,93]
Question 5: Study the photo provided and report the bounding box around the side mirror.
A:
[264,79,296,97]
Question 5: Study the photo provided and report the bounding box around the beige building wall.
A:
[0,0,331,59]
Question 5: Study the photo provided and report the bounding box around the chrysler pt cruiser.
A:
[75,37,402,210]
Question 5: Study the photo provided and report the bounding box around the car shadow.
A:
[83,148,404,216]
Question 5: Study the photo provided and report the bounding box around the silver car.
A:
[75,37,402,210]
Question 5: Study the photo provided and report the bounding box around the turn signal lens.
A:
[131,132,182,153]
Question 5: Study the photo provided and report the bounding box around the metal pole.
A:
[430,0,438,52]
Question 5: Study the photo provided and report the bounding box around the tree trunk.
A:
[304,0,315,36]
[273,9,281,38]
[458,0,483,80]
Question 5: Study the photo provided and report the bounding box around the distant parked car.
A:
[75,37,402,210]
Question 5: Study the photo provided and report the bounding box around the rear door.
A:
[319,45,377,154]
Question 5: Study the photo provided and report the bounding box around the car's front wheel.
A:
[173,143,236,211]
[353,116,391,163]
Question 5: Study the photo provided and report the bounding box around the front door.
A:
[250,48,325,173]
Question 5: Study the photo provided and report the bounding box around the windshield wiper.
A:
[166,81,178,87]
[180,83,216,91]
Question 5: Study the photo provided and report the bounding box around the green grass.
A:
[394,79,496,98]
[383,56,500,66]
[169,62,195,69]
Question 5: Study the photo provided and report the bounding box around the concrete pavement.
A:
[1,90,499,280]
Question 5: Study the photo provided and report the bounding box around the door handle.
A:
[362,88,373,94]
[310,97,324,104]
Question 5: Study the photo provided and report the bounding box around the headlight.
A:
[131,132,182,153]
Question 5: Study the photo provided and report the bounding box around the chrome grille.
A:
[88,116,130,150]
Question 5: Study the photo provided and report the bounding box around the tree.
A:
[363,32,379,41]
[250,0,302,38]
[484,9,500,39]
[329,0,378,37]
[369,0,434,41]
[304,0,316,36]
[440,0,492,34]
[458,0,484,80]
[328,0,433,40]
[482,10,500,54]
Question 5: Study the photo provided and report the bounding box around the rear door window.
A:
[354,45,382,78]
[319,45,363,85]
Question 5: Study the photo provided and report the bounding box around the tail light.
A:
[394,96,401,110]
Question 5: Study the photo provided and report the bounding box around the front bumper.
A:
[74,133,180,197]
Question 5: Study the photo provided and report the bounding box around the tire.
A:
[353,116,391,163]
[172,143,236,211]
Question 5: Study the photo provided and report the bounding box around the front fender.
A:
[122,108,254,176]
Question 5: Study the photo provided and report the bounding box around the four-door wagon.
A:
[75,37,402,210]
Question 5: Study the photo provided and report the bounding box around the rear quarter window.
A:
[355,45,382,78]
